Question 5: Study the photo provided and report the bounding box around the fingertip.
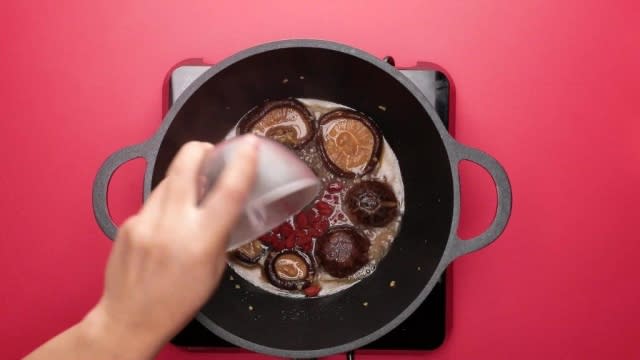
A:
[243,135,260,160]
[237,134,260,157]
[243,133,260,146]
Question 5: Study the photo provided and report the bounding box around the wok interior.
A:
[152,46,454,351]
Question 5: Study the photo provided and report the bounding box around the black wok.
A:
[92,39,512,359]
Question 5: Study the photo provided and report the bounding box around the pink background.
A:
[1,1,639,359]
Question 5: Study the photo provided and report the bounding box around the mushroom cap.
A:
[265,249,315,290]
[316,225,370,278]
[344,180,399,227]
[237,99,315,149]
[317,109,383,178]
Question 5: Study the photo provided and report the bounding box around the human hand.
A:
[82,136,259,359]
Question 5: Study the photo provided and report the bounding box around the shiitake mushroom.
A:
[237,99,315,149]
[264,249,315,290]
[344,180,399,227]
[316,225,370,278]
[317,109,383,178]
[232,240,266,266]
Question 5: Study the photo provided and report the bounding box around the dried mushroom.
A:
[317,109,382,178]
[265,249,315,290]
[232,240,266,265]
[344,180,398,227]
[237,99,315,149]
[316,225,370,278]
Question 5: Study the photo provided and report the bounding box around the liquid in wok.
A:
[227,98,405,298]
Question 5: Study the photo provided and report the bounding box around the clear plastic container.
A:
[197,135,322,250]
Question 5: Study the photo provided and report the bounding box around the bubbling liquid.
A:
[227,99,404,298]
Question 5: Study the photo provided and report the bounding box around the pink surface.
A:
[1,1,639,359]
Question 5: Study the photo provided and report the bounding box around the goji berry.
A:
[294,229,307,240]
[272,238,286,251]
[303,243,313,252]
[297,238,311,248]
[307,228,322,237]
[310,213,324,224]
[303,285,321,297]
[258,232,277,246]
[315,201,330,210]
[315,201,334,216]
[284,233,296,249]
[313,218,330,234]
[278,222,294,237]
[307,217,316,228]
[294,212,308,228]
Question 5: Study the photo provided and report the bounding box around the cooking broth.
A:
[227,98,404,298]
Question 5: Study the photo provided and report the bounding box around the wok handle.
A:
[92,142,152,240]
[449,141,512,259]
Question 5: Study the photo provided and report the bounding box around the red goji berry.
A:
[258,232,276,246]
[284,233,296,249]
[315,201,334,216]
[303,285,321,297]
[278,222,294,237]
[294,212,308,228]
[300,234,315,249]
[307,228,322,237]
[315,201,330,210]
[272,238,286,251]
[313,218,330,234]
[294,229,307,240]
